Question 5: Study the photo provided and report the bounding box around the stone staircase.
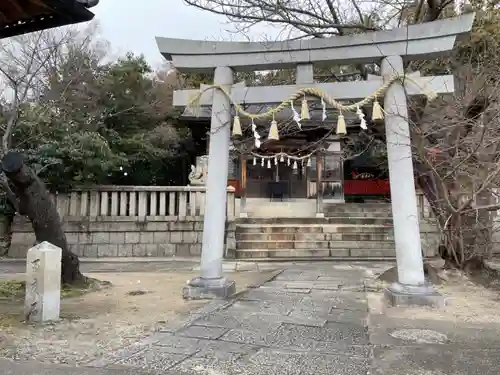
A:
[232,203,399,259]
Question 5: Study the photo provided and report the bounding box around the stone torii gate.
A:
[156,13,475,303]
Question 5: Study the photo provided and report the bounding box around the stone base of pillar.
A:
[384,282,446,308]
[183,276,236,300]
[239,212,248,218]
[315,212,325,218]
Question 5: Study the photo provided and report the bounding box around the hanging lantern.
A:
[280,154,285,163]
[267,159,271,168]
[274,156,278,165]
[292,160,298,169]
[372,99,384,121]
[287,158,291,166]
[253,157,256,166]
[261,158,264,167]
[336,112,347,135]
[301,97,310,120]
[307,158,311,167]
[232,115,242,136]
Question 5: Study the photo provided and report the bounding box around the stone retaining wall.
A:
[8,185,237,258]
[10,217,236,258]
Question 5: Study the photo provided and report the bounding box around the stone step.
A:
[324,205,392,214]
[338,233,394,241]
[325,212,393,218]
[236,232,395,242]
[234,248,396,259]
[237,224,324,234]
[236,240,395,250]
[237,217,393,225]
[236,224,394,234]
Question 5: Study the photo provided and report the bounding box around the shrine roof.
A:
[0,0,95,39]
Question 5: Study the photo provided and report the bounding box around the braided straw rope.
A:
[251,150,316,161]
[187,73,437,119]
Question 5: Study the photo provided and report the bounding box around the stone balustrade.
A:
[9,185,236,259]
[54,185,236,219]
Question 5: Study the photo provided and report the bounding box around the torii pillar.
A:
[182,66,236,299]
[382,56,442,306]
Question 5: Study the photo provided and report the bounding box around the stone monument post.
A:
[25,241,62,322]
[183,66,236,299]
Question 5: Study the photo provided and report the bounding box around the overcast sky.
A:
[90,0,273,68]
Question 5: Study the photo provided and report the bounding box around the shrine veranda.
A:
[157,14,474,302]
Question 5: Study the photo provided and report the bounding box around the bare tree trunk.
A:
[0,214,13,256]
[461,190,494,266]
[1,151,85,284]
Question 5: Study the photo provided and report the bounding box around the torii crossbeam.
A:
[173,74,454,107]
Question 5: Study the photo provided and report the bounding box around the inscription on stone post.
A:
[24,241,62,323]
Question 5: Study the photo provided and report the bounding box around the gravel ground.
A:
[0,269,279,365]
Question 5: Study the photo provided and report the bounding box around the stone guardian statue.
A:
[188,155,208,185]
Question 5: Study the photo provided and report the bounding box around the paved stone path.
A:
[85,263,377,374]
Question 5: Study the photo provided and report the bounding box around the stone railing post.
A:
[239,154,248,218]
[226,186,236,220]
[315,151,325,218]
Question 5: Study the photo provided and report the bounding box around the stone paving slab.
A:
[272,321,369,345]
[288,305,368,325]
[228,299,296,315]
[178,325,230,340]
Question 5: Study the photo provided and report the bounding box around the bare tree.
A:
[0,25,105,283]
[183,0,453,39]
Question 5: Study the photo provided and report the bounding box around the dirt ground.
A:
[368,268,500,324]
[0,269,279,365]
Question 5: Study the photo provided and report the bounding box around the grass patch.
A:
[0,280,24,300]
[0,278,110,301]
